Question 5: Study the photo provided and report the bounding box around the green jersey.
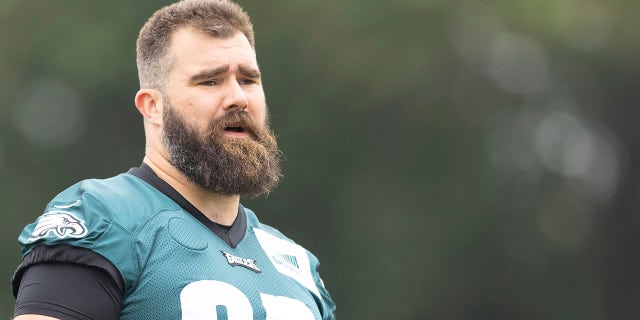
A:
[16,165,336,319]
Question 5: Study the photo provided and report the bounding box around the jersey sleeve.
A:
[14,262,122,320]
[16,180,138,293]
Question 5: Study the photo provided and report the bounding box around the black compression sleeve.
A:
[14,263,122,320]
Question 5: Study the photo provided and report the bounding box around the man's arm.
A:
[14,315,60,320]
[13,263,122,320]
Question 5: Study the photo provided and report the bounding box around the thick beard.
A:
[162,101,282,196]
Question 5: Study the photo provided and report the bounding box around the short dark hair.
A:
[136,0,255,90]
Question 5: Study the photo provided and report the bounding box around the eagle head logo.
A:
[28,211,88,241]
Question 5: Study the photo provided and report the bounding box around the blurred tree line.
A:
[1,0,639,319]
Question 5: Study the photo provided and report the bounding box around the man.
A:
[11,0,336,319]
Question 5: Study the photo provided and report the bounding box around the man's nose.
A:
[222,80,248,112]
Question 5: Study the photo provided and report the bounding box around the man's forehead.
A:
[174,30,255,60]
[169,27,254,54]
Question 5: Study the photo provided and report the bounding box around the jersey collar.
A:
[128,163,247,248]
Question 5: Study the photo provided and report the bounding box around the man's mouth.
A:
[223,123,251,137]
[225,126,245,132]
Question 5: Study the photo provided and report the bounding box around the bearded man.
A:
[11,1,336,319]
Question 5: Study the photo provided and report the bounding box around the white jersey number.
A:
[180,280,315,320]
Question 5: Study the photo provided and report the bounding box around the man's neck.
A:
[142,156,240,226]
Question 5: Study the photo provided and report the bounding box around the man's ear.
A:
[134,89,163,126]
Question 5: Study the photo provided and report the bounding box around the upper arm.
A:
[14,315,60,320]
[13,262,122,320]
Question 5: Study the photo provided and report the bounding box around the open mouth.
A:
[224,126,246,133]
[223,123,251,137]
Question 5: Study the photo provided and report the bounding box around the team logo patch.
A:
[221,251,261,273]
[28,206,88,241]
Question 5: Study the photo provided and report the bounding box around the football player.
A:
[11,1,336,319]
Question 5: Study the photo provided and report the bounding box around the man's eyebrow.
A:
[189,65,261,83]
[189,66,230,83]
[239,65,261,79]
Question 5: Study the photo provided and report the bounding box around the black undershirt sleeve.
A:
[14,262,122,320]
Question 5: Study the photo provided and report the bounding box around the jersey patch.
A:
[253,228,321,298]
[28,210,88,241]
[221,251,261,273]
[273,253,300,271]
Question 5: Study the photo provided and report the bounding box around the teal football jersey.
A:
[17,168,336,319]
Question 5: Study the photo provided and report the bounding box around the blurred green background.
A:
[1,0,639,319]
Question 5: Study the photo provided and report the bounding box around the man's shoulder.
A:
[63,172,151,202]
[33,171,176,236]
[57,172,172,215]
[243,207,311,252]
[243,207,290,240]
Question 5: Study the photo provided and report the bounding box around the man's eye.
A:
[239,79,257,85]
[199,80,219,86]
